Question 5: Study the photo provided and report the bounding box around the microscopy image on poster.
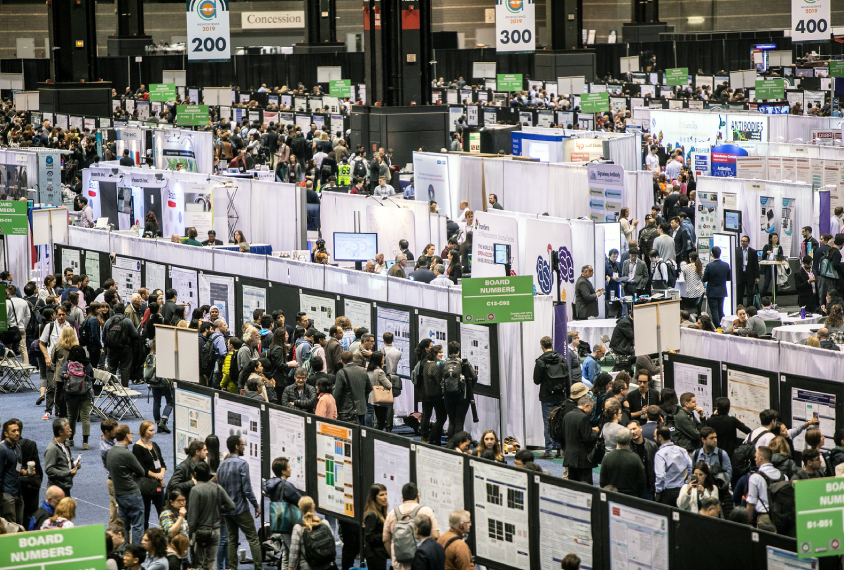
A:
[472,460,530,570]
[199,273,235,325]
[726,368,770,431]
[62,249,80,276]
[300,293,336,335]
[416,446,464,532]
[214,394,263,488]
[113,257,142,304]
[672,362,713,416]
[460,323,491,386]
[170,266,198,315]
[791,388,835,451]
[343,299,372,331]
[539,483,593,570]
[418,316,448,345]
[316,421,355,517]
[145,262,165,296]
[85,251,101,290]
[242,285,266,329]
[373,438,410,513]
[174,386,212,464]
[609,502,668,570]
[268,408,307,490]
[376,307,410,376]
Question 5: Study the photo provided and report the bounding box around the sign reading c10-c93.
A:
[186,0,231,61]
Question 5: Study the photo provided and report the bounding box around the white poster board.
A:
[472,460,530,570]
[726,368,770,432]
[214,394,263,490]
[174,385,213,463]
[268,408,307,490]
[633,301,681,356]
[315,421,355,517]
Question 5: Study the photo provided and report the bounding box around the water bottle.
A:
[801,306,806,319]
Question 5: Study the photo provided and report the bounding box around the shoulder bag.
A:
[587,427,606,466]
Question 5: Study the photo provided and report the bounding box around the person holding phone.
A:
[677,461,719,513]
[44,418,79,498]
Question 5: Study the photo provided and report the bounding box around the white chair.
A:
[0,348,37,393]
[93,369,143,420]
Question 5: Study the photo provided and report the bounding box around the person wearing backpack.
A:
[217,435,263,570]
[383,482,439,570]
[263,457,304,570]
[289,496,336,570]
[746,446,794,535]
[60,346,94,450]
[104,305,139,388]
[692,427,733,492]
[442,342,478,443]
[533,336,569,459]
[421,345,447,447]
[648,249,675,292]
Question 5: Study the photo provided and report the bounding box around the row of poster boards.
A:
[174,380,821,570]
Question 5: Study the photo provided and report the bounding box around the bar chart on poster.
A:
[316,421,355,517]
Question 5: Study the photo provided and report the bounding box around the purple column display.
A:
[553,303,568,358]
[820,189,831,236]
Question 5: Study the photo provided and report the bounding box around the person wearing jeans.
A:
[150,380,174,434]
[216,436,262,570]
[106,425,147,544]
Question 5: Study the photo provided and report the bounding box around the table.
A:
[771,324,822,344]
[720,312,821,330]
[211,243,273,255]
[759,260,790,305]
[569,318,618,349]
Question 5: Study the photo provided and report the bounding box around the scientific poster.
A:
[760,196,778,244]
[242,285,266,329]
[376,307,410,376]
[460,323,491,386]
[61,249,80,276]
[791,388,835,451]
[85,251,101,290]
[766,546,818,570]
[300,293,336,335]
[726,368,770,431]
[781,198,795,256]
[174,387,212,464]
[587,163,625,223]
[268,408,307,490]
[695,193,718,250]
[145,262,166,296]
[373,439,410,513]
[472,461,530,570]
[608,502,668,570]
[416,446,464,532]
[184,191,213,237]
[199,273,235,325]
[316,421,355,517]
[672,362,713,416]
[113,257,142,304]
[343,299,372,331]
[214,394,263,489]
[170,267,198,315]
[418,316,448,345]
[539,483,593,570]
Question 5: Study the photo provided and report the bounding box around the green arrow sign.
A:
[149,83,177,102]
[330,80,351,98]
[830,62,844,78]
[0,524,108,570]
[580,92,610,114]
[0,201,29,236]
[665,68,688,86]
[795,478,844,558]
[755,78,785,100]
[462,276,534,323]
[496,74,523,91]
[176,105,210,126]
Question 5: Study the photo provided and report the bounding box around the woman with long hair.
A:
[447,249,463,285]
[232,230,246,245]
[366,351,392,431]
[289,497,336,570]
[413,338,433,406]
[447,431,473,453]
[362,484,390,570]
[697,314,717,332]
[170,306,186,328]
[417,243,436,269]
[680,251,705,317]
[761,232,784,296]
[731,306,749,335]
[264,328,295,390]
[133,420,167,529]
[825,304,844,335]
[38,275,57,303]
[677,461,718,513]
[769,435,798,479]
[61,345,94,449]
[41,497,77,529]
[474,430,505,462]
[48,325,79,422]
[205,434,222,473]
[314,377,337,419]
[618,207,638,245]
[145,212,161,237]
[421,344,446,446]
[159,489,188,539]
[140,528,169,570]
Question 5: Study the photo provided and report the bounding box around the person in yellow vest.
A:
[337,159,351,186]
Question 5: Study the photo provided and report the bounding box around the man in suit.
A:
[562,396,600,484]
[736,235,759,307]
[801,227,820,259]
[621,248,649,296]
[119,149,135,167]
[670,216,692,264]
[794,256,818,313]
[702,246,731,328]
[202,230,224,246]
[575,265,603,320]
[161,289,178,325]
[411,514,445,570]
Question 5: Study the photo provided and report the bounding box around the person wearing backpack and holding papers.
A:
[533,336,569,459]
[442,342,478,443]
[746,446,794,535]
[383,482,439,570]
[264,457,303,570]
[60,346,95,450]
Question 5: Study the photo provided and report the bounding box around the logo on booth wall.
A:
[536,244,574,295]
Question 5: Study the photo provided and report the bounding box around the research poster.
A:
[781,198,796,256]
[242,285,266,329]
[767,546,818,570]
[461,323,492,386]
[85,251,101,290]
[760,196,778,244]
[470,212,520,278]
[695,193,718,250]
[373,439,410,514]
[726,368,770,430]
[213,394,263,487]
[170,266,198,315]
[672,362,713,416]
[473,461,530,570]
[376,307,411,376]
[113,257,142,304]
[539,483,593,570]
[62,249,80,276]
[791,388,835,451]
[587,163,625,224]
[736,157,767,179]
[316,421,355,517]
[174,386,212,463]
[416,446,465,532]
[413,153,454,219]
[199,273,235,325]
[300,293,336,335]
[268,408,307,490]
[145,262,166,297]
[608,502,668,570]
[343,299,372,331]
[418,316,448,345]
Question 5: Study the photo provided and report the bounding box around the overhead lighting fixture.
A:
[687,17,704,25]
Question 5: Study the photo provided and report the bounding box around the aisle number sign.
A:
[755,79,785,100]
[149,83,177,102]
[462,276,534,323]
[330,80,351,98]
[176,105,210,126]
[495,0,535,53]
[796,478,844,557]
[0,524,108,570]
[791,0,829,43]
[496,74,523,91]
[581,92,610,114]
[0,201,29,236]
[186,0,231,61]
[665,68,688,86]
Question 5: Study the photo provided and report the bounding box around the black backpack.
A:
[440,358,465,396]
[104,316,127,349]
[353,159,367,180]
[301,523,336,569]
[548,403,571,445]
[759,471,795,533]
[199,333,219,376]
[539,353,569,399]
[660,261,678,288]
[733,430,771,478]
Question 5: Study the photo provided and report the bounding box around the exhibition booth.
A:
[112,126,215,175]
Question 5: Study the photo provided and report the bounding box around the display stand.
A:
[633,299,681,375]
[759,260,789,306]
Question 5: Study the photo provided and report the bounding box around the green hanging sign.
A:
[176,105,210,126]
[580,92,610,114]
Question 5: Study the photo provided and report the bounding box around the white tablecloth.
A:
[569,318,617,349]
[720,312,821,330]
[771,324,822,343]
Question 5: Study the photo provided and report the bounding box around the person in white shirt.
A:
[645,145,660,173]
[373,176,395,197]
[648,250,670,291]
[744,409,779,450]
[746,446,785,527]
[665,155,683,181]
[430,264,452,287]
[756,297,781,321]
[5,285,31,363]
[456,201,471,224]
[831,206,844,236]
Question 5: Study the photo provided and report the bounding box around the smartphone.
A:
[813,412,819,420]
[690,474,698,485]
[75,454,82,466]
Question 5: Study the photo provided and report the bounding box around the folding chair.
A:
[94,369,144,421]
[0,348,37,393]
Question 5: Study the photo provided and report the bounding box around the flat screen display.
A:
[724,209,742,232]
[332,232,378,262]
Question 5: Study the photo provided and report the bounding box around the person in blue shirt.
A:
[654,426,692,507]
[217,435,263,570]
[692,427,732,485]
[580,344,605,389]
[403,177,415,199]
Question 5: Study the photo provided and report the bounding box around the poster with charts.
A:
[609,502,668,570]
[113,256,142,304]
[472,460,530,570]
[316,421,355,517]
[539,483,593,570]
[343,299,371,331]
[415,446,464,532]
[145,262,166,297]
[766,546,818,570]
[242,285,266,329]
[300,293,335,335]
[174,386,212,464]
[726,368,770,431]
[373,438,410,514]
[170,266,198,316]
[671,362,712,417]
[214,395,263,489]
[791,388,835,452]
[376,307,410,377]
[85,251,101,290]
[199,273,235,325]
[460,323,491,386]
[61,249,80,276]
[418,316,448,345]
[268,408,307,490]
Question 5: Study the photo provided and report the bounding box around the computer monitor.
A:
[494,244,511,265]
[332,232,378,262]
[724,209,742,233]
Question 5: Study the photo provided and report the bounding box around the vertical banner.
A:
[552,303,568,358]
[692,152,711,177]
[412,153,453,218]
[760,196,778,245]
[470,212,520,278]
[586,163,625,223]
[37,152,61,207]
[495,0,535,53]
[791,0,830,43]
[819,190,831,235]
[696,192,718,252]
[186,0,231,61]
[524,218,574,308]
[782,197,796,256]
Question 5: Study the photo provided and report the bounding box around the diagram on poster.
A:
[539,483,593,570]
[419,316,448,345]
[373,438,410,513]
[472,460,530,570]
[300,293,336,335]
[174,387,212,464]
[268,408,307,490]
[460,323,491,386]
[343,299,372,331]
[767,546,818,570]
[416,446,464,532]
[376,307,410,376]
[242,286,266,329]
[199,273,235,325]
[791,388,835,451]
[85,251,101,290]
[113,257,142,304]
[145,262,166,296]
[61,249,80,276]
[760,196,777,244]
[316,422,355,517]
[609,502,668,570]
[170,267,198,316]
[214,395,263,488]
[781,197,795,255]
[726,368,770,430]
[672,362,713,416]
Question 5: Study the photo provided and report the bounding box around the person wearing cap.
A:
[551,382,589,455]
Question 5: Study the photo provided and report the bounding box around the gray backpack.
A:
[392,505,423,563]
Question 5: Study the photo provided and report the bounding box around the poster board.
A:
[172,382,214,467]
[780,373,844,455]
[214,392,264,485]
[722,363,778,433]
[313,418,359,522]
[359,430,413,516]
[632,300,681,356]
[663,353,722,417]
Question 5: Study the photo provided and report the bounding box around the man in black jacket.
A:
[609,314,634,357]
[599,428,646,496]
[736,235,759,306]
[628,420,658,500]
[104,305,140,387]
[533,336,569,459]
[119,150,135,167]
[166,439,207,505]
[563,396,600,484]
[443,341,478,442]
[11,419,42,522]
[161,289,178,324]
[333,351,370,424]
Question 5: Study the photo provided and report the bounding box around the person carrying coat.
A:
[562,396,599,484]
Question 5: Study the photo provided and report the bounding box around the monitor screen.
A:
[724,210,742,232]
[332,232,378,262]
[494,244,510,265]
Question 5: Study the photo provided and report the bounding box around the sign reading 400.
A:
[791,0,830,43]
[186,0,231,61]
[496,0,535,54]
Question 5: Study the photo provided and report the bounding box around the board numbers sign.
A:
[755,79,785,100]
[176,105,210,126]
[0,201,29,236]
[149,84,177,102]
[330,80,352,98]
[462,276,535,323]
[186,0,231,61]
[829,61,844,78]
[796,478,844,557]
[581,92,610,114]
[495,0,535,53]
[791,0,829,43]
[665,68,688,86]
[496,74,523,91]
